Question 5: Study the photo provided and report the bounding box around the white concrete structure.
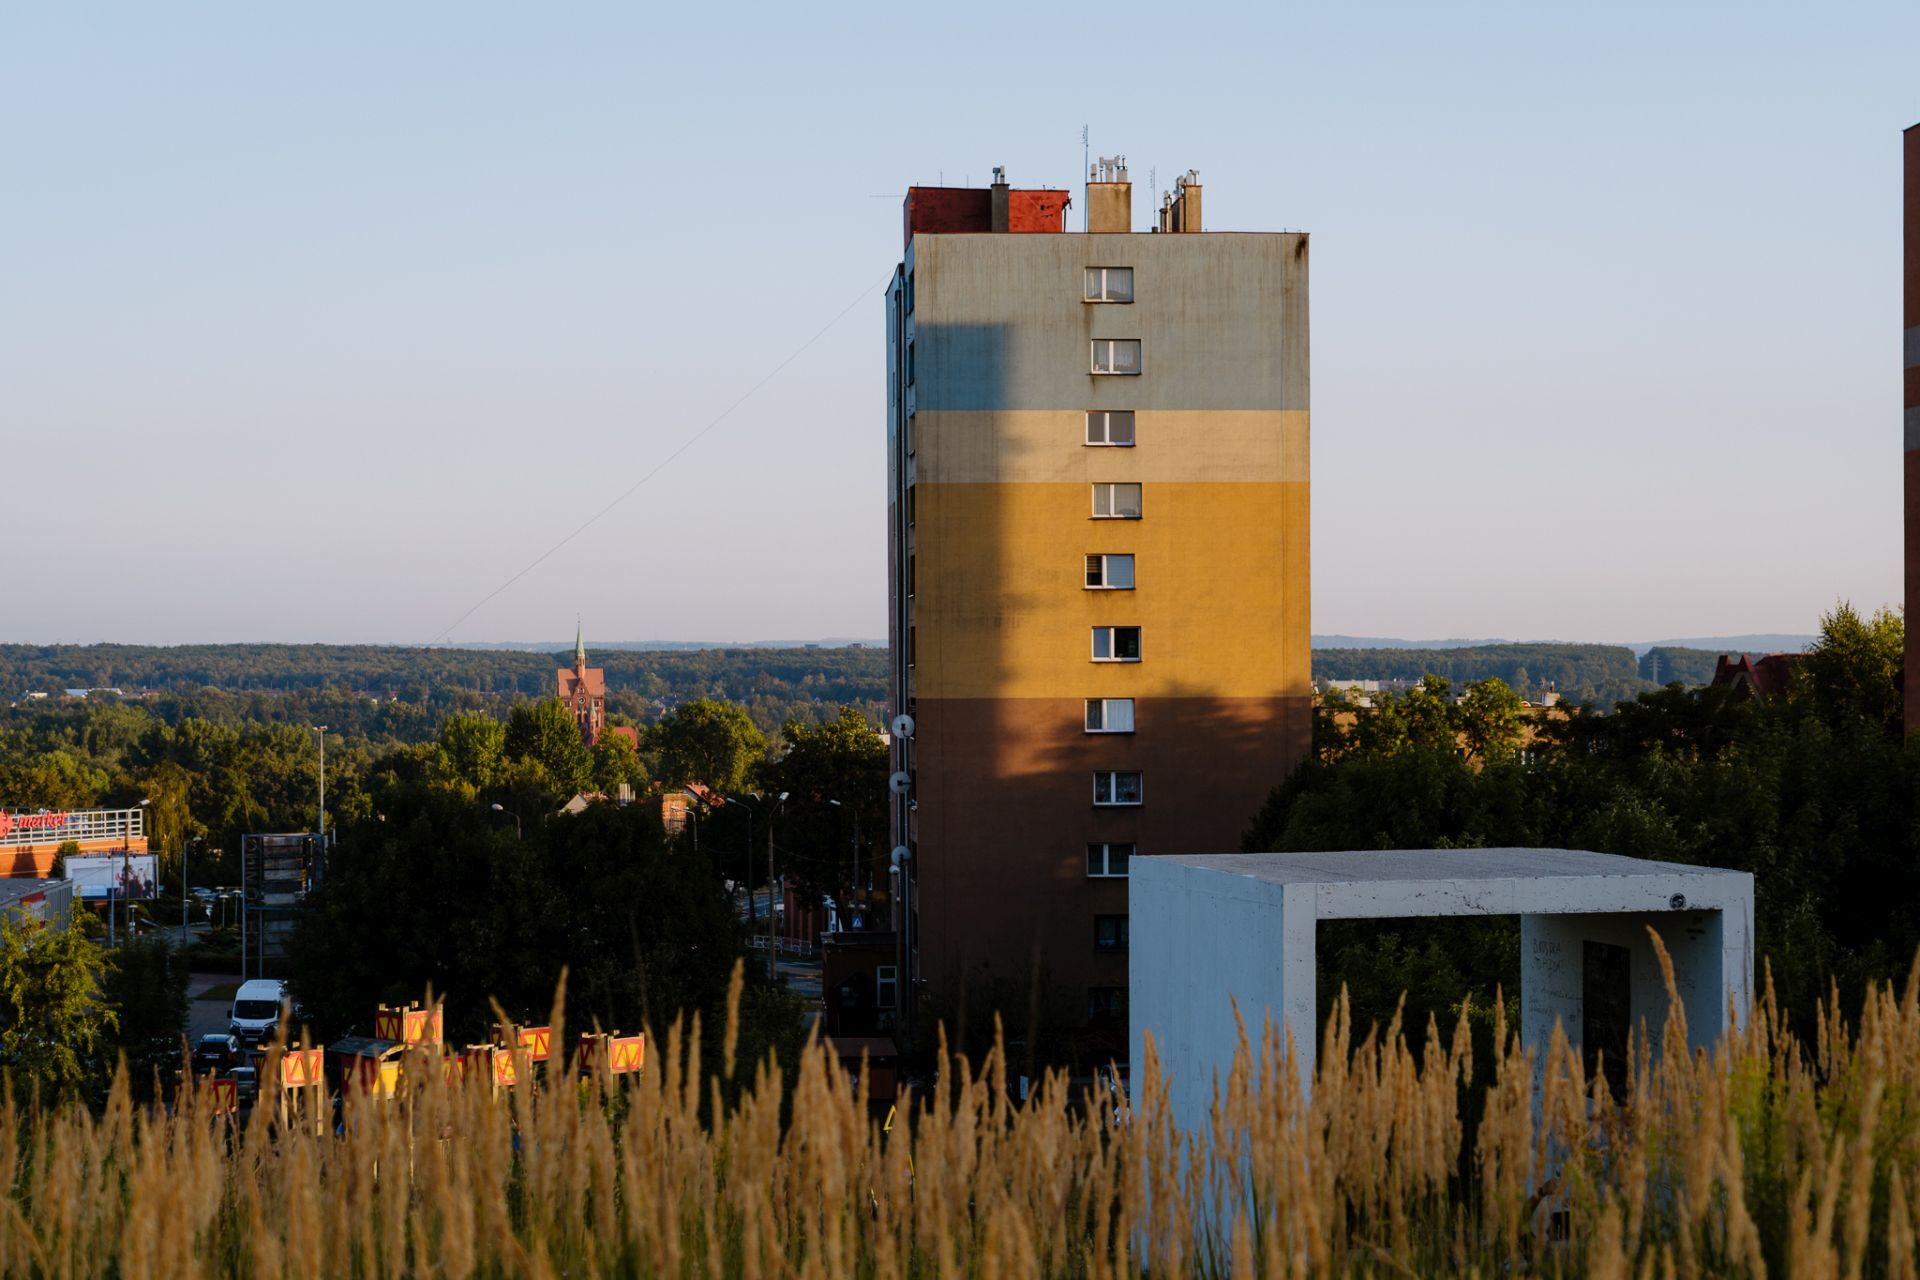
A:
[1130,849,1754,1129]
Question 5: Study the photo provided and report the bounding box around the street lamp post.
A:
[725,796,759,925]
[120,798,152,947]
[767,792,789,980]
[828,798,862,928]
[182,835,204,940]
[489,803,522,840]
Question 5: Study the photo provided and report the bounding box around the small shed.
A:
[1130,849,1754,1130]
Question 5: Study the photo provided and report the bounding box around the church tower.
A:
[557,621,608,747]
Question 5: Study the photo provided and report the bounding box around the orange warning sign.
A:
[609,1034,644,1075]
[208,1077,238,1115]
[491,1024,552,1062]
[375,1004,442,1046]
[279,1048,325,1089]
[492,1047,517,1088]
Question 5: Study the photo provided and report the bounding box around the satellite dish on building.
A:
[891,713,915,739]
[889,771,911,795]
[891,845,911,866]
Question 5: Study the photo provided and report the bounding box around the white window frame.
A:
[875,964,898,1008]
[1085,553,1135,590]
[1086,842,1133,878]
[1091,626,1141,663]
[1091,339,1143,376]
[1083,266,1134,303]
[1085,697,1135,733]
[1091,483,1142,519]
[1085,410,1135,447]
[1093,771,1144,807]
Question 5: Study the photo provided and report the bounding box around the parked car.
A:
[228,1065,259,1106]
[191,1033,243,1074]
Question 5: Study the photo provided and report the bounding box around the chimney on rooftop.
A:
[1164,170,1203,233]
[990,166,1010,233]
[1086,154,1131,233]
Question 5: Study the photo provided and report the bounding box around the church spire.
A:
[575,618,586,668]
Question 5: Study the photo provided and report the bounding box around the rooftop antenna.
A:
[1080,125,1089,231]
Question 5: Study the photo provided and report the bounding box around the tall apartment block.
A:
[883,161,1311,1041]
[1906,123,1919,734]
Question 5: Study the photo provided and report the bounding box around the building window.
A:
[1083,267,1134,303]
[905,339,915,386]
[1091,627,1141,662]
[905,414,916,456]
[1094,915,1130,953]
[1093,771,1143,806]
[1085,553,1135,590]
[1086,410,1135,447]
[1091,339,1142,376]
[1086,842,1133,878]
[875,965,898,1009]
[907,554,916,598]
[1085,698,1134,733]
[1088,987,1128,1026]
[905,269,915,315]
[1091,483,1142,519]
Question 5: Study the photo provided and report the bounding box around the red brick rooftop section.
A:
[902,186,1070,247]
[1710,653,1800,702]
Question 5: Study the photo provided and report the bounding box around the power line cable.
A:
[424,273,892,646]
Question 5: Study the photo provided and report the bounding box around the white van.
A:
[229,979,287,1047]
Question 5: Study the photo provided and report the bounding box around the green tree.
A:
[1456,677,1525,763]
[104,936,189,1091]
[435,711,508,791]
[650,699,767,794]
[504,700,592,795]
[1793,602,1902,733]
[757,707,889,901]
[591,731,649,795]
[286,791,802,1077]
[1248,604,1920,1046]
[0,909,116,1093]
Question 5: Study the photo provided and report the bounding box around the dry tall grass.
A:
[3,943,1920,1278]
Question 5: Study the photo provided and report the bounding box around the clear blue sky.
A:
[3,3,1915,646]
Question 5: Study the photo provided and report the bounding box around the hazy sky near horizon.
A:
[3,3,1916,646]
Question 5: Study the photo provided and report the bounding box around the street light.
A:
[679,789,704,853]
[182,835,204,940]
[117,798,151,946]
[725,795,761,925]
[828,798,862,929]
[767,792,789,979]
[489,803,522,840]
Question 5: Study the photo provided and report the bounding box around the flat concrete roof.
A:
[1141,849,1751,920]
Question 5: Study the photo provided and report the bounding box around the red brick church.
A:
[558,626,639,751]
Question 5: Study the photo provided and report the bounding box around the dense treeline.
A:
[1249,603,1909,1046]
[1638,645,1727,685]
[0,644,889,737]
[1313,642,1650,705]
[8,641,1757,739]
